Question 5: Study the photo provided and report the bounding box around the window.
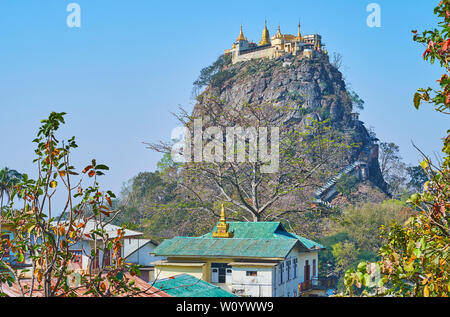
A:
[103,249,111,267]
[304,260,311,281]
[293,258,298,278]
[313,259,316,277]
[70,250,82,268]
[246,271,257,277]
[211,263,230,283]
[287,260,291,280]
[279,263,284,284]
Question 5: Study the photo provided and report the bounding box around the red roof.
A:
[0,273,171,297]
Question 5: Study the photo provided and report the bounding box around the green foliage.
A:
[344,1,450,297]
[156,153,179,173]
[209,68,235,89]
[320,200,413,292]
[349,90,365,111]
[0,112,144,297]
[405,165,429,192]
[193,54,232,92]
[336,173,359,198]
[0,168,22,208]
[412,1,450,114]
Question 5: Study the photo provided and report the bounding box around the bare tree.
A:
[332,52,343,70]
[146,94,351,222]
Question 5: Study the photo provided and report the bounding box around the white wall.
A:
[272,249,319,297]
[231,267,273,297]
[125,241,165,267]
[68,239,126,271]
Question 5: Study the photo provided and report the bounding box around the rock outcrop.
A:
[193,53,389,204]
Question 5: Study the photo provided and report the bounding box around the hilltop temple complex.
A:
[225,22,328,64]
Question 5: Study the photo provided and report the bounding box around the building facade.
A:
[225,22,327,64]
[152,206,329,297]
[65,221,143,273]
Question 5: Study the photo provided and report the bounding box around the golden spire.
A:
[259,20,270,46]
[236,25,246,42]
[212,203,234,238]
[314,34,321,52]
[296,21,302,41]
[275,25,282,38]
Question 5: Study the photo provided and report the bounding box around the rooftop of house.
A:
[0,273,171,297]
[152,274,237,297]
[51,220,143,240]
[123,238,158,259]
[153,219,324,259]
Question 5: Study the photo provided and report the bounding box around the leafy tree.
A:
[337,201,413,254]
[0,168,22,208]
[413,2,450,115]
[0,113,144,297]
[156,153,179,173]
[336,173,359,198]
[405,165,429,193]
[116,171,176,226]
[344,1,450,297]
[320,200,412,291]
[349,90,365,111]
[193,54,232,95]
[332,241,359,277]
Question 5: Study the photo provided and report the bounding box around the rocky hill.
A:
[193,53,389,206]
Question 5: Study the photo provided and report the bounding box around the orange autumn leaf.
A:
[105,195,112,207]
[82,165,94,174]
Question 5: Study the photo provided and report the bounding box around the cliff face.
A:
[193,53,389,203]
[197,54,351,126]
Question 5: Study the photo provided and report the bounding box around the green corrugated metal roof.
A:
[201,222,283,239]
[155,237,298,258]
[153,222,324,258]
[293,234,325,250]
[153,274,237,297]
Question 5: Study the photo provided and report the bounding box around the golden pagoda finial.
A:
[259,20,271,46]
[273,25,282,39]
[236,24,246,42]
[213,203,234,238]
[296,21,302,41]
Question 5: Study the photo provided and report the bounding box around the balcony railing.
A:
[299,277,335,293]
[298,279,313,292]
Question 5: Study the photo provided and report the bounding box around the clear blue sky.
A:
[0,0,448,203]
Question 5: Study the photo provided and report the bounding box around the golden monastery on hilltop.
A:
[225,22,327,64]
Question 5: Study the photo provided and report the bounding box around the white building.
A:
[65,221,143,273]
[152,207,332,297]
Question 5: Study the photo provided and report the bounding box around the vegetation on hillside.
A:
[344,0,450,297]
